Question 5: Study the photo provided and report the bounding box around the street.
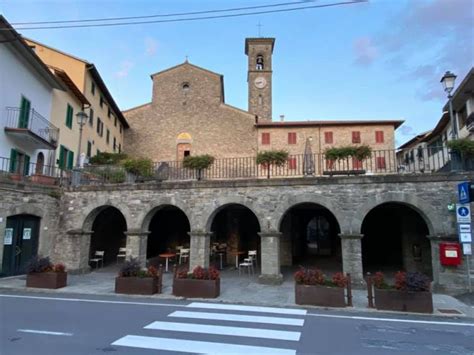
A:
[1,291,473,354]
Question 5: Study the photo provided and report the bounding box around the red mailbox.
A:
[439,242,462,266]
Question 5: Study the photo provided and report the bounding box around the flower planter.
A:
[173,278,220,298]
[115,276,160,295]
[374,288,433,313]
[295,284,346,307]
[9,173,23,182]
[31,174,57,186]
[26,272,67,289]
[323,169,366,176]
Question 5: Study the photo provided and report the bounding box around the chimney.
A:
[280,114,285,122]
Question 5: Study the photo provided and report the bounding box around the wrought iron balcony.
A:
[4,106,59,150]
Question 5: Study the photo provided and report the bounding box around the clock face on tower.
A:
[254,77,267,89]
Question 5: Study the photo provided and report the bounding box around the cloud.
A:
[145,37,158,56]
[353,37,378,66]
[399,125,415,136]
[115,60,134,78]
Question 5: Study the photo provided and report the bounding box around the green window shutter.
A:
[58,145,65,169]
[19,97,31,128]
[66,104,73,129]
[9,149,17,173]
[67,151,74,170]
[23,155,30,176]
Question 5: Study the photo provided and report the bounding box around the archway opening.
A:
[89,207,127,267]
[279,203,342,271]
[361,202,432,277]
[210,204,261,268]
[146,206,191,266]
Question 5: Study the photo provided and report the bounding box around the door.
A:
[1,215,40,276]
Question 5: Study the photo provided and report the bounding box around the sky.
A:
[1,0,473,147]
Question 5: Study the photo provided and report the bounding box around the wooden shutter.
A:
[23,154,30,176]
[375,131,384,143]
[324,132,333,144]
[9,149,17,173]
[58,145,65,169]
[352,131,361,143]
[288,157,297,169]
[19,97,31,128]
[262,132,270,145]
[288,132,296,144]
[67,151,74,170]
[376,157,386,170]
[66,104,73,128]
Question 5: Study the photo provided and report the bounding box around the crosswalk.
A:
[111,302,307,354]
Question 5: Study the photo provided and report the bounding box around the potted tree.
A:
[25,256,67,289]
[256,150,289,178]
[294,268,349,307]
[370,271,433,313]
[173,265,220,298]
[324,145,372,175]
[115,258,162,295]
[182,154,215,181]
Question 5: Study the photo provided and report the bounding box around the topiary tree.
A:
[324,145,372,170]
[256,150,289,178]
[182,154,215,180]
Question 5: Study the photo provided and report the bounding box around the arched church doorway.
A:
[279,203,342,271]
[361,202,432,277]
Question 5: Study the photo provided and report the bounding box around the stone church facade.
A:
[123,38,403,164]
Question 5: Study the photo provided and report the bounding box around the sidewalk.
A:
[1,266,473,318]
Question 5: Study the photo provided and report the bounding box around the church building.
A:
[123,38,403,169]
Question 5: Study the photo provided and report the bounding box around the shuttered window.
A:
[324,132,333,144]
[352,131,361,144]
[376,157,386,170]
[288,157,297,170]
[65,104,73,129]
[288,132,297,145]
[262,132,270,145]
[375,130,384,143]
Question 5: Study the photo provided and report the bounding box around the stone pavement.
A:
[1,265,473,318]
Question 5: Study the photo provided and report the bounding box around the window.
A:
[19,96,31,128]
[114,116,117,127]
[9,149,30,175]
[324,131,333,144]
[65,104,73,129]
[58,145,74,170]
[352,157,363,170]
[182,82,190,92]
[288,157,297,170]
[118,144,121,153]
[89,108,94,127]
[106,129,110,144]
[107,107,111,118]
[256,54,264,70]
[113,137,116,151]
[288,132,297,145]
[97,118,103,136]
[261,132,270,145]
[119,124,122,134]
[375,130,384,143]
[376,157,386,170]
[91,82,96,95]
[87,141,92,158]
[352,131,361,144]
[100,96,104,108]
[458,106,468,129]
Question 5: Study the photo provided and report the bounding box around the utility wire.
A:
[5,1,367,31]
[11,0,318,25]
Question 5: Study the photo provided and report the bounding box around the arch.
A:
[139,200,193,233]
[35,152,44,175]
[203,198,264,232]
[177,132,192,142]
[351,193,439,235]
[6,203,45,219]
[81,203,130,232]
[256,54,264,70]
[276,194,346,232]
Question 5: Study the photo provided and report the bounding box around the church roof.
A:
[150,61,223,80]
[256,119,404,129]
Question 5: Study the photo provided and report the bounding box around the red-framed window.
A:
[352,157,363,170]
[376,157,386,169]
[261,132,270,145]
[325,159,335,170]
[352,131,361,144]
[288,132,297,145]
[288,157,297,170]
[375,130,384,143]
[324,131,333,144]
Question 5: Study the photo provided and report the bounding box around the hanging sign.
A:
[4,228,13,245]
[456,204,471,223]
[463,243,472,255]
[22,228,31,240]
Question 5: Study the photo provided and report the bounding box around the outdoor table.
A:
[159,252,176,272]
[230,251,246,269]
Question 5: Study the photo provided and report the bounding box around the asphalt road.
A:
[1,291,473,355]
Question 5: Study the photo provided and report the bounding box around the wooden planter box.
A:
[323,169,366,176]
[374,288,433,313]
[31,174,57,185]
[26,272,67,289]
[295,283,346,307]
[173,278,220,298]
[115,276,160,295]
[9,173,23,182]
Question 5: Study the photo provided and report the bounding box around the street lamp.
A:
[440,71,459,171]
[75,110,88,168]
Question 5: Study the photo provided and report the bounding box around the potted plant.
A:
[173,265,220,298]
[294,268,348,307]
[182,154,215,181]
[30,174,57,185]
[323,145,372,175]
[121,158,154,182]
[256,150,289,178]
[115,258,162,295]
[370,271,433,313]
[25,256,67,289]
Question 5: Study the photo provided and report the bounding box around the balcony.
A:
[4,106,59,150]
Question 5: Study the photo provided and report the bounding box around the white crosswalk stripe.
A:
[112,302,304,354]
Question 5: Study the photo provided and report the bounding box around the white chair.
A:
[238,257,254,276]
[116,247,127,264]
[90,251,105,269]
[175,245,184,262]
[246,250,257,268]
[179,248,190,264]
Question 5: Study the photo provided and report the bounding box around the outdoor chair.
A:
[238,256,254,276]
[175,245,184,262]
[179,248,190,264]
[246,250,257,268]
[90,250,105,269]
[116,247,127,264]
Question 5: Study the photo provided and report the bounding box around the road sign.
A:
[458,182,471,203]
[463,243,472,255]
[458,224,473,243]
[456,204,471,223]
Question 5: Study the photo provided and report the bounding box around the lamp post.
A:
[75,110,88,168]
[440,71,459,171]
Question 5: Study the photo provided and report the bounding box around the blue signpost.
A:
[458,182,471,204]
[457,182,472,291]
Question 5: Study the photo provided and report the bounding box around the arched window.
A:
[256,55,264,70]
[35,152,44,175]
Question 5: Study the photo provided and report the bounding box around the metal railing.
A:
[4,107,59,146]
[0,156,68,185]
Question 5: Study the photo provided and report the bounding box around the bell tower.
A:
[245,38,275,122]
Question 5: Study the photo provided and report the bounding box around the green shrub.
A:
[121,158,153,177]
[182,155,215,170]
[89,152,128,165]
[256,150,289,166]
[447,138,474,157]
[324,145,372,161]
